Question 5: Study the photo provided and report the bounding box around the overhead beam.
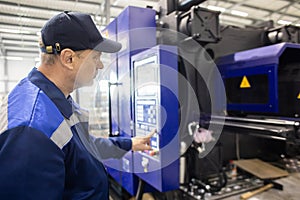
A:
[2,39,38,46]
[266,1,295,21]
[4,46,39,52]
[0,14,45,27]
[220,0,300,20]
[0,33,38,41]
[0,0,101,13]
[0,0,122,15]
[0,3,59,19]
[0,24,41,34]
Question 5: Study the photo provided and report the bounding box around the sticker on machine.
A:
[240,76,251,88]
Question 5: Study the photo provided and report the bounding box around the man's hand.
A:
[131,129,156,151]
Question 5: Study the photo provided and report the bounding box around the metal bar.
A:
[211,120,293,134]
[211,115,298,126]
[105,0,110,25]
[271,2,295,23]
[241,133,287,141]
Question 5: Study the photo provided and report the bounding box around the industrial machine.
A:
[101,6,157,196]
[217,43,300,117]
[156,1,300,199]
[78,0,300,199]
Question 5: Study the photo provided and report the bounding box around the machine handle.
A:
[108,82,122,137]
[240,183,273,200]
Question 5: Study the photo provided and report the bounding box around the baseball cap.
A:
[40,11,122,54]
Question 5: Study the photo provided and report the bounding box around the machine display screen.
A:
[134,55,158,97]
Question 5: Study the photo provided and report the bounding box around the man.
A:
[0,11,154,199]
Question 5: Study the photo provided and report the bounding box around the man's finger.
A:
[146,129,157,139]
[144,145,152,151]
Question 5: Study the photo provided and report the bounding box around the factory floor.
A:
[223,173,300,200]
[109,173,300,200]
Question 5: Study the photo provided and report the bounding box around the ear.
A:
[59,48,76,70]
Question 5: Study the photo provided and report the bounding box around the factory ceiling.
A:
[0,0,299,60]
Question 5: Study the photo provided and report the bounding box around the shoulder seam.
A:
[28,88,41,126]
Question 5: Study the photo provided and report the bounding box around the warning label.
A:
[240,76,251,88]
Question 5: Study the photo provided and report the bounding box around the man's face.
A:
[73,49,103,89]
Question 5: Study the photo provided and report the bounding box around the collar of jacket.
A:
[28,67,73,119]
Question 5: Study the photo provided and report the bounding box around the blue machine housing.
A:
[103,6,157,195]
[131,45,179,192]
[217,42,300,117]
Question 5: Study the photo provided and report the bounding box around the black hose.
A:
[136,178,144,200]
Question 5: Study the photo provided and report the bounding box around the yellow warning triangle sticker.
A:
[240,76,251,88]
[297,93,300,99]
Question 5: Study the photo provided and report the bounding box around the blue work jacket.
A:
[0,68,132,200]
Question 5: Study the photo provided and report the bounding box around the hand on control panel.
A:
[131,129,156,151]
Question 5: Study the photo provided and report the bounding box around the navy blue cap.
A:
[40,11,121,54]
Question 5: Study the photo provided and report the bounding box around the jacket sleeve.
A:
[90,135,132,159]
[0,126,65,200]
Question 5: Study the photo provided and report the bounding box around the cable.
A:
[188,122,228,192]
[235,133,241,160]
[204,168,227,192]
[205,156,227,192]
[136,178,144,200]
[191,142,227,193]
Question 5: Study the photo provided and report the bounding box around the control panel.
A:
[134,54,160,158]
[132,45,179,192]
[136,99,160,157]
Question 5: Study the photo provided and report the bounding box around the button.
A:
[141,157,149,168]
[151,140,157,147]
